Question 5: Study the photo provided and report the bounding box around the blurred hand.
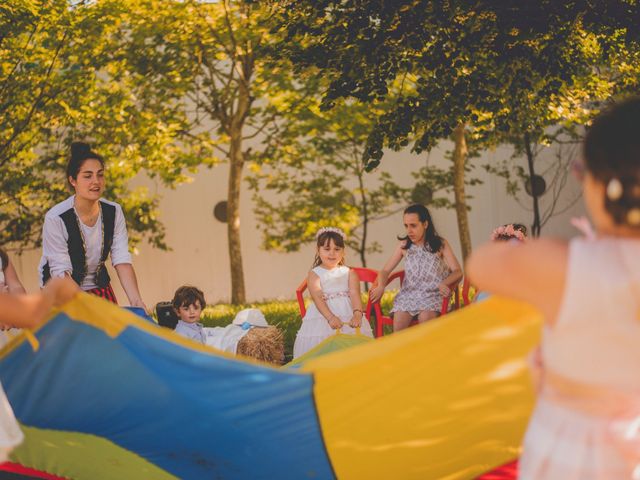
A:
[349,314,362,328]
[45,277,79,307]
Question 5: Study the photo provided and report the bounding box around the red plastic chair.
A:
[461,277,473,306]
[295,267,379,330]
[368,271,461,337]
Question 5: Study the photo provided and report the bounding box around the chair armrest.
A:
[295,279,308,318]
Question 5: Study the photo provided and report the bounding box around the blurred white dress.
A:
[0,311,23,462]
[519,238,640,479]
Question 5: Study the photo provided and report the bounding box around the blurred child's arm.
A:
[438,239,463,297]
[3,261,26,294]
[0,278,78,329]
[348,269,363,328]
[307,271,342,329]
[466,238,568,322]
[369,242,405,303]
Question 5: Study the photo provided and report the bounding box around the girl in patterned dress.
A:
[369,204,463,331]
[293,227,373,358]
[467,97,640,479]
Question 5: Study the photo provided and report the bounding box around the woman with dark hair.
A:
[38,142,147,310]
[369,204,463,330]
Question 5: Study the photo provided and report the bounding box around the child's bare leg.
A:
[393,311,413,331]
[417,310,438,324]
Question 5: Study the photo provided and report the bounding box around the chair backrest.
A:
[295,266,379,323]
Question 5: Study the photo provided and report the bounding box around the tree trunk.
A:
[524,132,542,237]
[356,165,368,268]
[227,131,246,304]
[452,123,472,263]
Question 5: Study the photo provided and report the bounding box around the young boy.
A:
[170,285,284,364]
[172,285,207,344]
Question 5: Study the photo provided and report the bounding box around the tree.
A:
[249,96,415,267]
[0,0,208,251]
[276,0,640,259]
[119,0,334,303]
[484,25,640,236]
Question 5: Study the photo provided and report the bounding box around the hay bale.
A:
[236,326,284,365]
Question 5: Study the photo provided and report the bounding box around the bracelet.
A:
[353,309,363,314]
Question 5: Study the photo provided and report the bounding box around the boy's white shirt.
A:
[174,320,249,354]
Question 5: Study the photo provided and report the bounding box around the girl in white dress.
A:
[293,227,373,358]
[0,277,78,462]
[468,97,640,479]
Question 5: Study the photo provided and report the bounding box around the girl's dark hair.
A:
[0,247,8,272]
[583,97,640,226]
[312,231,346,268]
[398,204,443,253]
[66,142,104,181]
[172,285,206,310]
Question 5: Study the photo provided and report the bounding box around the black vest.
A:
[42,201,116,288]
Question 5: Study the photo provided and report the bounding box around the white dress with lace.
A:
[0,294,24,461]
[519,237,640,479]
[293,265,373,358]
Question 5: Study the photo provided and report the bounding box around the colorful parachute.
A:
[0,293,541,479]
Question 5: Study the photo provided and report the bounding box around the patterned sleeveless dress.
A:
[391,243,450,315]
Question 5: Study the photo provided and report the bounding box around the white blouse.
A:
[38,196,132,289]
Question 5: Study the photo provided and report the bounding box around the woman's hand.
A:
[130,298,149,314]
[368,285,384,303]
[349,313,362,328]
[327,315,343,330]
[438,282,451,297]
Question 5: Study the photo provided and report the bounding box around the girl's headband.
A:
[315,227,347,240]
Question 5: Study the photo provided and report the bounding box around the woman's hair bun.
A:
[70,141,91,160]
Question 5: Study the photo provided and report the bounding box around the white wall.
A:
[12,140,586,306]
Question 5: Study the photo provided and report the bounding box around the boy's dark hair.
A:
[67,142,105,183]
[0,247,7,272]
[312,231,346,268]
[398,204,444,253]
[584,97,640,226]
[172,285,206,310]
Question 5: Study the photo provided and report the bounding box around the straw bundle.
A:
[236,326,284,365]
